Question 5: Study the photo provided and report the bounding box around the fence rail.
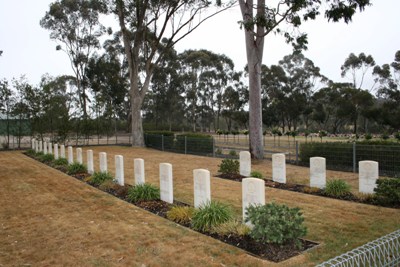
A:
[316,229,400,267]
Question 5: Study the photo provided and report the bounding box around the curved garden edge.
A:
[23,151,319,263]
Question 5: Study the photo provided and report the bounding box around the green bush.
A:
[54,158,68,167]
[323,179,351,197]
[127,183,160,203]
[191,201,233,232]
[374,178,400,205]
[166,206,195,225]
[67,162,87,175]
[218,159,239,175]
[144,131,174,137]
[250,171,263,179]
[229,150,237,156]
[39,153,55,163]
[90,171,113,186]
[25,149,36,156]
[245,203,307,247]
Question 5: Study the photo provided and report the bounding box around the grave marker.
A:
[310,157,326,189]
[87,150,94,174]
[160,163,173,204]
[359,161,378,194]
[115,155,124,186]
[76,148,83,164]
[193,169,211,208]
[99,152,107,173]
[134,158,145,185]
[67,146,73,164]
[242,178,265,222]
[272,153,286,183]
[43,142,48,154]
[60,145,65,158]
[240,151,251,177]
[48,142,53,155]
[54,144,59,160]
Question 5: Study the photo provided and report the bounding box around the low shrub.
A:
[127,183,160,203]
[191,201,233,232]
[53,158,68,167]
[25,149,36,156]
[374,178,400,205]
[218,159,239,175]
[90,171,113,186]
[166,206,195,225]
[229,150,237,156]
[245,203,307,247]
[67,162,87,175]
[323,179,351,197]
[210,220,251,237]
[215,148,222,155]
[250,171,263,179]
[39,153,55,163]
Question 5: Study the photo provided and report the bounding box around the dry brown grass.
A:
[0,147,399,267]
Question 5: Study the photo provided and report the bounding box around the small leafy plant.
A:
[218,159,239,175]
[250,171,263,179]
[210,220,251,237]
[53,158,68,167]
[67,162,87,175]
[245,202,307,247]
[374,178,400,206]
[324,179,351,197]
[191,201,233,232]
[38,153,55,163]
[229,150,237,157]
[90,171,113,186]
[166,206,195,225]
[127,183,160,203]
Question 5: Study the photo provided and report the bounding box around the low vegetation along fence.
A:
[316,229,400,267]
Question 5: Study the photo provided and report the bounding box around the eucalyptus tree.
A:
[373,50,400,131]
[40,0,108,119]
[0,79,14,147]
[237,0,371,158]
[341,52,375,90]
[113,0,234,146]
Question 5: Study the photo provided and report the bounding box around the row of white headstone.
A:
[238,151,379,194]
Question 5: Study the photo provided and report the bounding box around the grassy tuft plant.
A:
[191,201,233,232]
[166,206,195,225]
[54,158,68,167]
[25,149,36,156]
[229,150,237,156]
[250,171,263,179]
[218,159,239,175]
[67,162,87,175]
[324,179,351,197]
[38,153,55,163]
[90,171,113,186]
[245,202,307,247]
[127,183,160,203]
[210,220,251,237]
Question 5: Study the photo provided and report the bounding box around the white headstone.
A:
[43,142,48,154]
[272,153,286,183]
[76,148,83,164]
[115,155,124,186]
[193,169,211,208]
[359,160,379,194]
[48,142,53,155]
[60,145,66,158]
[99,152,107,173]
[87,150,94,174]
[242,178,265,222]
[54,144,59,160]
[160,163,173,204]
[39,141,42,152]
[31,139,35,150]
[240,151,251,177]
[67,146,73,164]
[35,141,39,152]
[134,158,145,185]
[310,157,326,189]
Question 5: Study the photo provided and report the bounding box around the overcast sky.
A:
[1,0,399,91]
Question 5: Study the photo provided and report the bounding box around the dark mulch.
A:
[135,200,172,218]
[217,173,247,181]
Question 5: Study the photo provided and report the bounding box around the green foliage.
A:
[215,148,222,155]
[39,153,55,163]
[374,179,400,205]
[229,150,237,156]
[381,133,390,140]
[324,179,351,197]
[364,133,372,140]
[242,130,249,135]
[90,171,113,186]
[25,149,36,156]
[127,183,160,203]
[54,157,68,166]
[395,132,400,142]
[245,203,307,247]
[218,159,239,175]
[145,131,174,137]
[178,133,212,139]
[191,201,233,232]
[250,171,263,179]
[67,162,87,175]
[166,206,195,225]
[210,220,251,237]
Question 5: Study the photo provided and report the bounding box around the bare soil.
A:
[1,147,399,267]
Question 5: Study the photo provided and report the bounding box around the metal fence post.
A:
[185,136,187,154]
[296,141,299,165]
[353,142,356,173]
[162,135,164,151]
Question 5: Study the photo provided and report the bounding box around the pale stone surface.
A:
[193,169,211,208]
[67,146,73,164]
[272,153,286,183]
[310,157,326,189]
[39,141,42,152]
[242,178,265,222]
[87,150,94,174]
[240,151,251,177]
[134,158,145,185]
[48,142,53,155]
[160,163,173,204]
[35,141,39,152]
[99,152,107,173]
[60,145,66,158]
[43,142,48,154]
[32,139,35,150]
[54,144,59,160]
[115,155,124,186]
[359,161,379,194]
[76,148,83,164]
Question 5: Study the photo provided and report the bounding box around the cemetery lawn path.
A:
[1,148,399,267]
